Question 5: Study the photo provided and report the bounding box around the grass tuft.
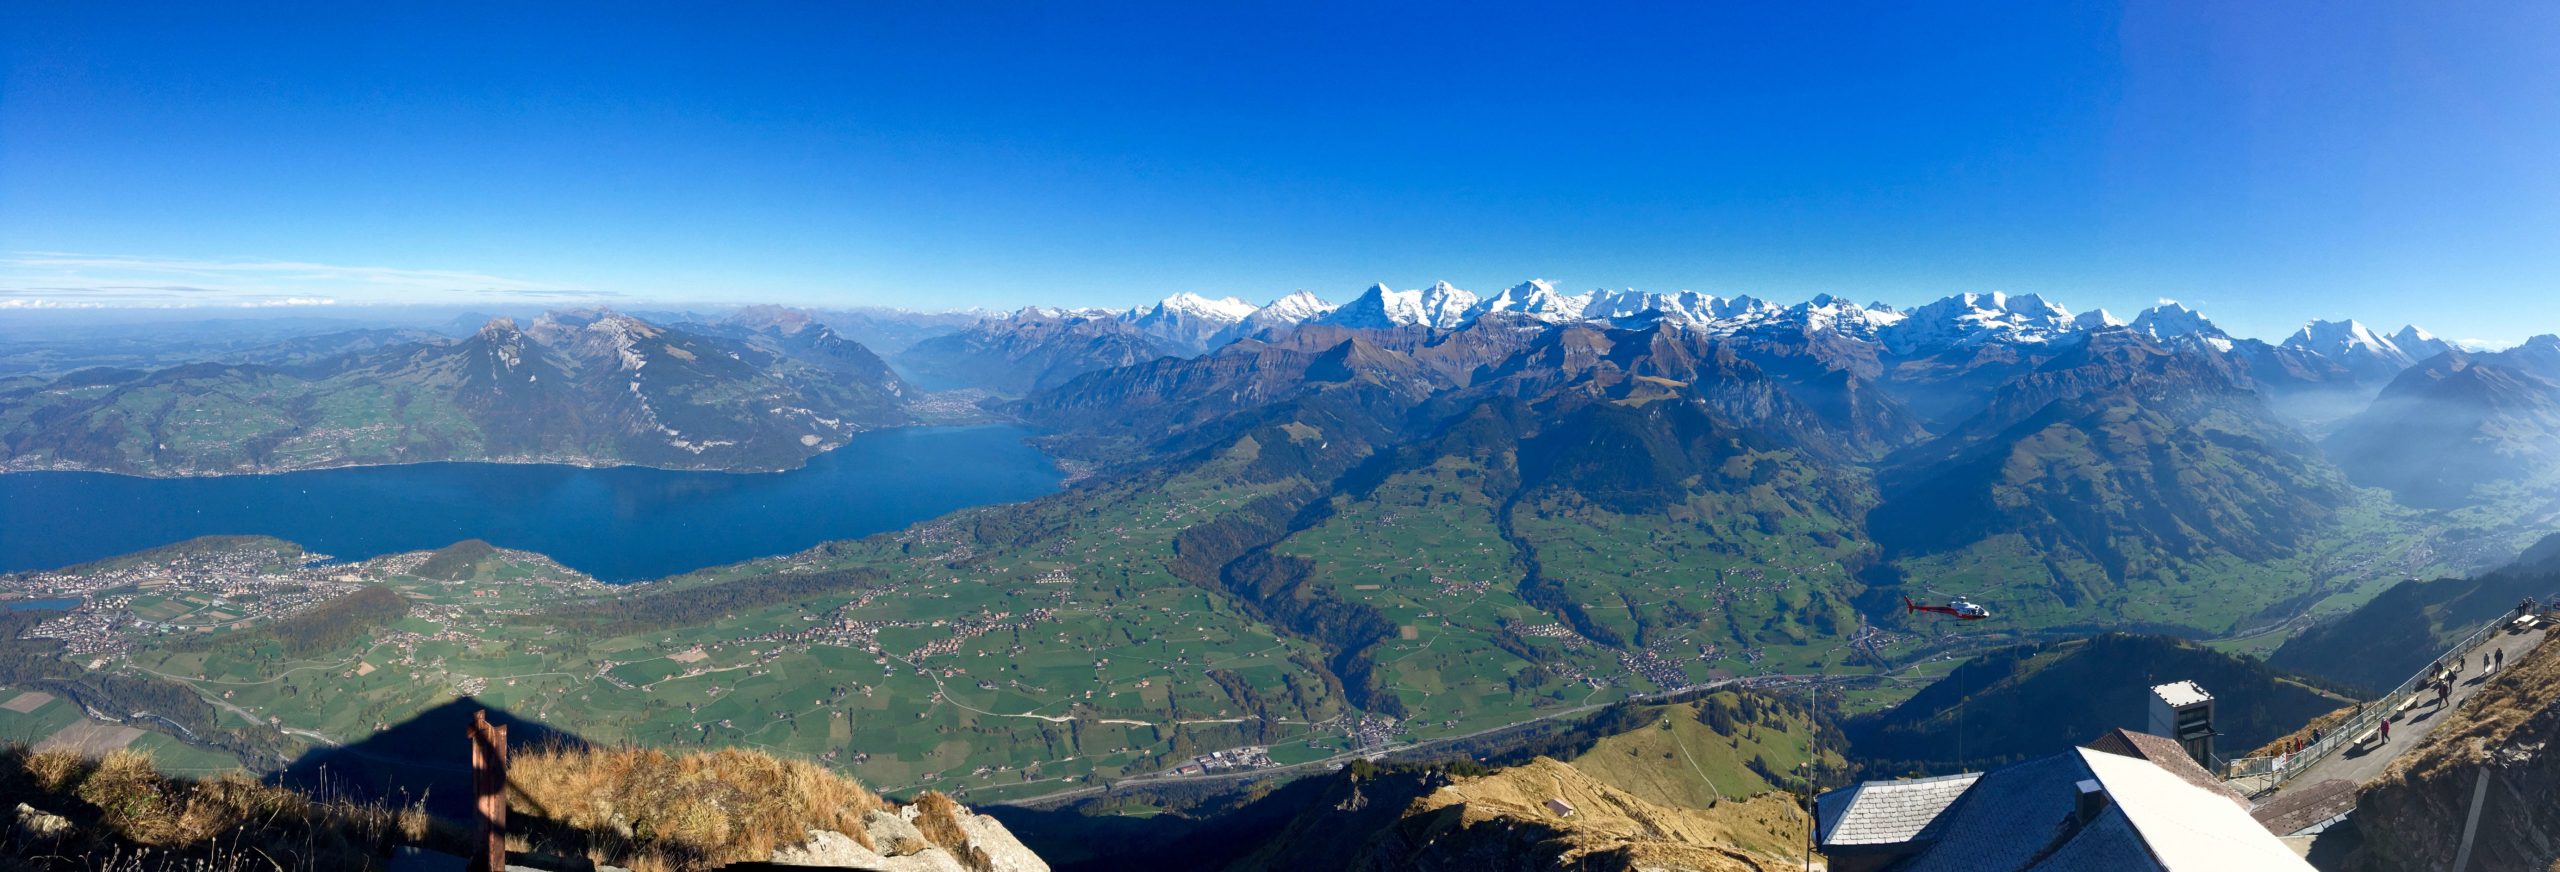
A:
[506,743,889,870]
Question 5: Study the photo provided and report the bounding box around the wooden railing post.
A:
[468,710,509,872]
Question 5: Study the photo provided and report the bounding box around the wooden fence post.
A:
[468,710,509,872]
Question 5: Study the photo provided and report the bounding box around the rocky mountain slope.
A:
[2271,532,2560,695]
[993,689,1828,872]
[893,307,1177,393]
[2327,336,2560,507]
[1009,300,2446,672]
[1845,634,2347,775]
[1328,757,1807,872]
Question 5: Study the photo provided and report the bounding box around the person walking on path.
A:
[2496,648,2505,669]
[2381,718,2392,744]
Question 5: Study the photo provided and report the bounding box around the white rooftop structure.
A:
[2152,681,2213,708]
[2077,747,2311,871]
[1816,745,2312,872]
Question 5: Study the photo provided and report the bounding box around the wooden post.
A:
[468,710,508,872]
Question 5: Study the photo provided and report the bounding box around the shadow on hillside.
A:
[980,765,1441,872]
[277,696,590,819]
[983,775,1334,872]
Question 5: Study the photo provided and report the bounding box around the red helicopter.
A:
[1905,596,1991,620]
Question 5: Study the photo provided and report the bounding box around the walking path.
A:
[2271,626,2544,795]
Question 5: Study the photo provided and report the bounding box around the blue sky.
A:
[3,2,2556,344]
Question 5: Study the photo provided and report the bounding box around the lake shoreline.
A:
[0,425,1065,582]
[0,418,1050,481]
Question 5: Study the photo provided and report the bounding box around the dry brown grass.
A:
[909,790,993,871]
[2389,632,2560,783]
[4,740,992,872]
[505,743,892,871]
[2245,701,2360,758]
[2,745,420,872]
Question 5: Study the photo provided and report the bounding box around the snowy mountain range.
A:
[1076,282,2458,378]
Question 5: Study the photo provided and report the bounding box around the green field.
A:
[12,426,2549,807]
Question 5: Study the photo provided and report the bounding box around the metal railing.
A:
[2221,613,2513,790]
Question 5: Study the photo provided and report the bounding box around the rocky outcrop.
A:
[861,809,932,857]
[2348,632,2560,871]
[771,828,966,871]
[770,801,1047,872]
[932,805,1046,872]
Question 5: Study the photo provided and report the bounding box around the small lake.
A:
[0,425,1062,583]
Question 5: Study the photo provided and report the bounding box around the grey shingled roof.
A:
[1896,754,2095,872]
[1816,770,1982,847]
[2084,728,2250,809]
[2025,804,2165,872]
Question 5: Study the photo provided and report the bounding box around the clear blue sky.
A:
[4,2,2557,343]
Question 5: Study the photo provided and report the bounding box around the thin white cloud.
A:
[0,251,614,308]
[0,295,339,309]
[5,253,564,291]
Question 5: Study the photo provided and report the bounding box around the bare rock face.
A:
[950,810,1047,872]
[770,828,967,871]
[893,803,1049,872]
[863,808,932,857]
[2348,633,2560,871]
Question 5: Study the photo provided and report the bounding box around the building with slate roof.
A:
[2083,727,2250,810]
[1815,771,1982,872]
[1816,747,2311,871]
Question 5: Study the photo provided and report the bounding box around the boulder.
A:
[13,803,72,842]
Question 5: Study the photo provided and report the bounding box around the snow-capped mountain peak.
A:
[1583,288,1774,327]
[1009,304,1117,321]
[1878,291,2077,354]
[2283,319,2411,364]
[1470,279,1592,323]
[1255,290,1335,323]
[2073,308,2125,330]
[2388,325,2458,361]
[2130,302,2228,342]
[1319,281,1478,329]
[1200,290,1338,347]
[1120,292,1265,352]
[1104,283,2435,393]
[1143,292,1259,323]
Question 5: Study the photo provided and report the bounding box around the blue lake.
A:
[0,425,1062,582]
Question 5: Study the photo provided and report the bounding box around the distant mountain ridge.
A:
[2326,336,2560,506]
[0,307,914,475]
[848,283,2476,429]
